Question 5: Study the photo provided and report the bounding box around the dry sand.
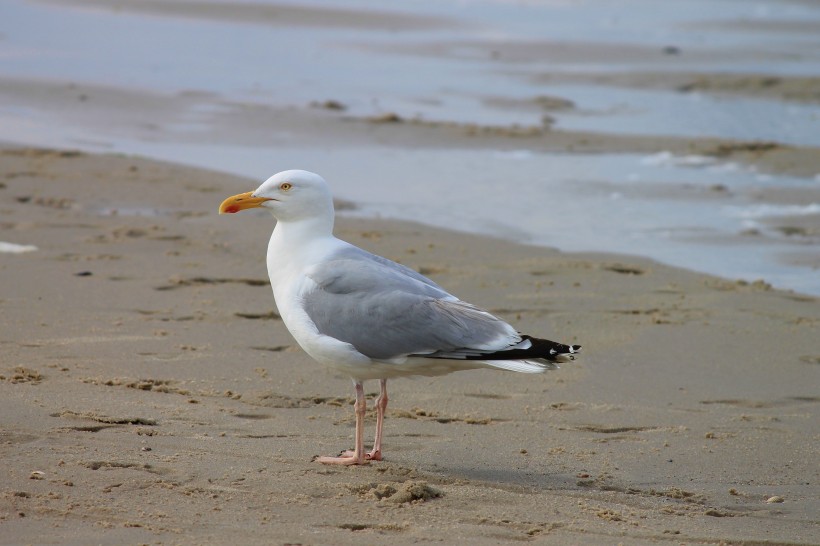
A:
[1,148,819,545]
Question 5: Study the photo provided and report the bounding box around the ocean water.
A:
[1,0,819,294]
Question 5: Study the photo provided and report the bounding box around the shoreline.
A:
[1,148,818,544]
[3,75,820,179]
[2,75,819,296]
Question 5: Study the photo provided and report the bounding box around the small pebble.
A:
[29,471,45,480]
[766,495,785,504]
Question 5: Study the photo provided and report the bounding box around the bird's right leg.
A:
[366,379,388,461]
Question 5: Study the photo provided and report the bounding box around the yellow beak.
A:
[218,191,273,214]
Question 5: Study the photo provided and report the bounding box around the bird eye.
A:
[280,182,292,191]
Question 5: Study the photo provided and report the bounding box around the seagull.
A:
[219,170,580,465]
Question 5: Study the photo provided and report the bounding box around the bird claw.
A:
[315,453,369,466]
[367,450,383,461]
[311,447,382,465]
[340,449,382,461]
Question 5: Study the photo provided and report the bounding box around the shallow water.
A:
[540,84,820,147]
[1,0,819,294]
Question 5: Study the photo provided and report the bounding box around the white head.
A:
[219,170,335,224]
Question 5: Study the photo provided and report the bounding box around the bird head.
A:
[219,170,334,222]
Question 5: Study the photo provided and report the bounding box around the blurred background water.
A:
[1,0,819,294]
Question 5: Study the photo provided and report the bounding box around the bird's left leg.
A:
[315,380,367,465]
[366,379,388,461]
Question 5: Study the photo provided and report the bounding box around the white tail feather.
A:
[483,359,559,373]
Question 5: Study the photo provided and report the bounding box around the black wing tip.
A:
[554,344,581,362]
[423,338,581,363]
[470,336,581,363]
[532,336,580,362]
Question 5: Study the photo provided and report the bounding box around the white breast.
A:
[266,231,372,373]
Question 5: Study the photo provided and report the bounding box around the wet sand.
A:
[534,72,820,105]
[1,148,818,545]
[3,75,820,179]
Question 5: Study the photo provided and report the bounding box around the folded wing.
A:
[302,247,522,360]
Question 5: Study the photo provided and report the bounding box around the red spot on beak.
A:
[224,205,239,214]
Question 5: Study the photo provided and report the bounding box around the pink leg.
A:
[315,381,368,465]
[367,379,388,461]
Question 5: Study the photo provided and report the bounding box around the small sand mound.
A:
[352,480,442,504]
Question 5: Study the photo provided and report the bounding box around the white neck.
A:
[272,213,334,246]
[267,214,339,287]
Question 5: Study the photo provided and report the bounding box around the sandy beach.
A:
[2,0,820,543]
[1,147,818,545]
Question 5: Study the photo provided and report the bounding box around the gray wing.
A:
[302,246,520,360]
